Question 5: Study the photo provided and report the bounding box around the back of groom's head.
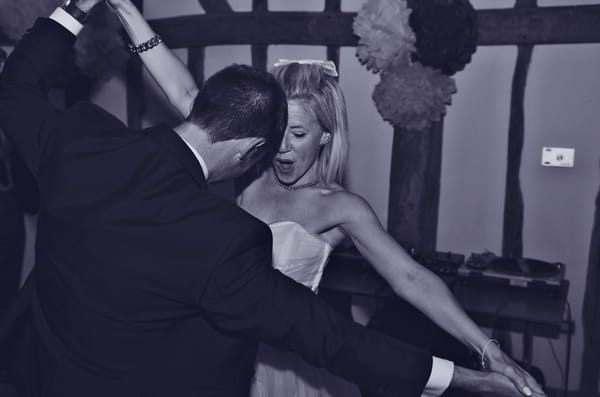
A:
[187,64,287,161]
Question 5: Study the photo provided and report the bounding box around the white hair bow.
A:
[273,59,338,77]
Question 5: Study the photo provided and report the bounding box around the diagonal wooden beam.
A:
[197,0,233,14]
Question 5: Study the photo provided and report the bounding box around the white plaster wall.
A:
[438,2,600,390]
[522,42,600,391]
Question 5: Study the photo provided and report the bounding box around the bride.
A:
[106,1,545,396]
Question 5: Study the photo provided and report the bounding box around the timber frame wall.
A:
[117,1,600,253]
[131,3,600,392]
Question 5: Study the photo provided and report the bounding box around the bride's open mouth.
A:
[275,158,294,175]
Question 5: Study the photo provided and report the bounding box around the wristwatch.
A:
[60,0,89,24]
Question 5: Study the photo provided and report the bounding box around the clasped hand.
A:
[486,343,547,396]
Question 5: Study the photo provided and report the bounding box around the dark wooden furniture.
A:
[320,251,575,393]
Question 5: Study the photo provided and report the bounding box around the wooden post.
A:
[251,0,268,71]
[325,0,341,69]
[188,48,206,86]
[190,0,234,85]
[581,187,600,394]
[387,121,443,253]
[502,0,536,258]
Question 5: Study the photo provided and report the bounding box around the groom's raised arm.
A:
[0,2,99,177]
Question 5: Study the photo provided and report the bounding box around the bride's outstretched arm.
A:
[106,0,198,117]
[330,192,544,397]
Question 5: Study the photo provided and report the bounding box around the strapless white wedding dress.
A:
[249,221,360,397]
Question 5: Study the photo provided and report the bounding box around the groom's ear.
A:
[237,137,266,162]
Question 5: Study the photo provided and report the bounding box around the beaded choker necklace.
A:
[274,173,319,190]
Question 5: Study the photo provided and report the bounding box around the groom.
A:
[0,1,528,396]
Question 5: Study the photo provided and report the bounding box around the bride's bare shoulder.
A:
[319,185,372,216]
[322,185,373,218]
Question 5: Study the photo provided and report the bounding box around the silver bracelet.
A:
[481,338,500,369]
[127,35,163,54]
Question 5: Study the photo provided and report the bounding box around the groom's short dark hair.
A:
[188,64,287,159]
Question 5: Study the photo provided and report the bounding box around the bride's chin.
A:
[272,168,295,185]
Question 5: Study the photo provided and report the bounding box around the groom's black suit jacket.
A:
[0,18,433,397]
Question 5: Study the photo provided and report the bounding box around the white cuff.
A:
[49,7,84,36]
[421,356,454,397]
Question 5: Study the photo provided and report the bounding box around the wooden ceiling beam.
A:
[478,4,600,45]
[145,5,600,49]
[149,12,353,48]
[2,5,599,47]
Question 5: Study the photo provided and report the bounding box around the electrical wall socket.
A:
[541,147,575,167]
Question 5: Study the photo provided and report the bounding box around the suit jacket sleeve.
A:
[200,223,433,397]
[0,18,77,177]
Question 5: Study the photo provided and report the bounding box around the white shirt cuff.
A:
[421,356,454,397]
[49,7,84,36]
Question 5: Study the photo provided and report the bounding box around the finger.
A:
[503,366,532,396]
[511,363,544,395]
[523,372,544,394]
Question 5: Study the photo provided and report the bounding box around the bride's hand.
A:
[486,343,546,397]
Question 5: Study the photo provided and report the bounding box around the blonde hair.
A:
[271,62,349,186]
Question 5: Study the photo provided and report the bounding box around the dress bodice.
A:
[268,221,332,292]
[252,222,359,397]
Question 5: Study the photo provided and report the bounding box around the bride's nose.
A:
[278,133,291,153]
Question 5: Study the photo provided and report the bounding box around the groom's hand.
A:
[449,366,546,397]
[486,343,546,396]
